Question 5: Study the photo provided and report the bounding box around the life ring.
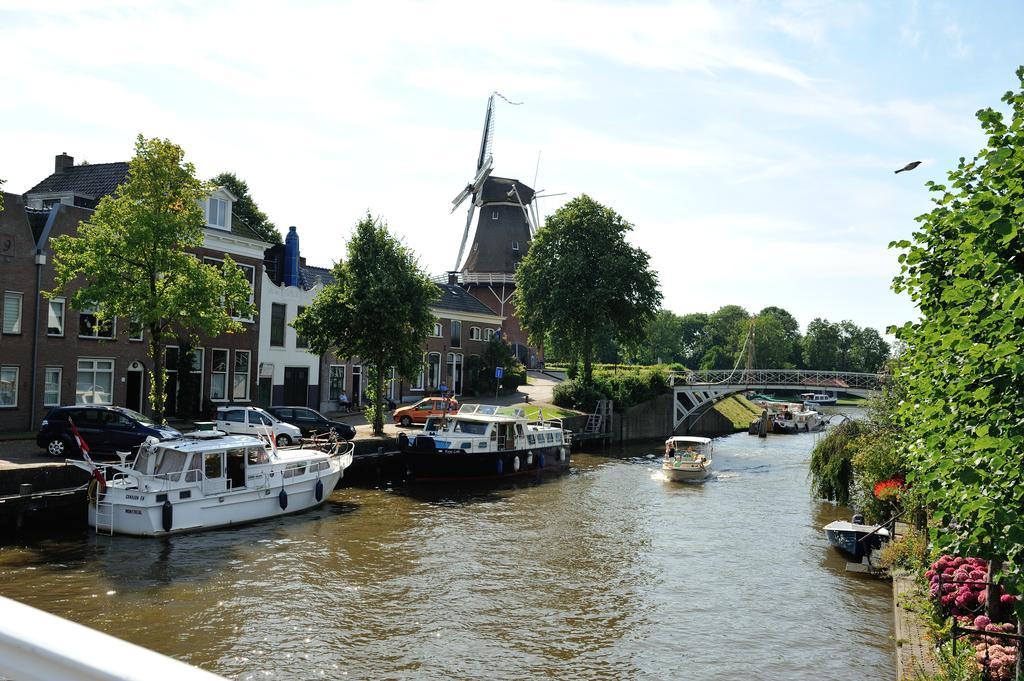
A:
[513,455,520,472]
[87,477,107,504]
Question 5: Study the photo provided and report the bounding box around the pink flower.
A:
[1000,594,1017,604]
[975,615,992,629]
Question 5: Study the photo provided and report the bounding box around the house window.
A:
[207,197,228,228]
[129,319,143,341]
[469,326,481,341]
[204,257,255,321]
[484,328,494,341]
[233,350,250,400]
[512,241,519,252]
[447,352,464,394]
[44,367,62,406]
[295,306,308,349]
[76,359,113,405]
[450,320,462,348]
[270,303,286,347]
[0,366,17,407]
[413,356,425,390]
[211,349,228,401]
[79,305,114,339]
[432,321,442,337]
[426,352,442,389]
[328,365,346,400]
[47,298,65,336]
[3,292,22,334]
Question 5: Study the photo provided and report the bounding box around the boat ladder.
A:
[95,500,115,535]
[584,413,603,433]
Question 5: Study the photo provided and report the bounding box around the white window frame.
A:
[512,240,520,251]
[79,304,115,340]
[447,352,464,396]
[469,326,481,341]
[491,210,499,220]
[190,347,205,405]
[426,352,442,390]
[270,302,286,348]
[432,321,443,337]
[75,358,114,405]
[210,348,229,402]
[3,291,23,335]
[128,319,144,342]
[233,350,251,402]
[450,320,462,348]
[207,197,228,228]
[43,367,62,406]
[328,365,346,401]
[47,297,65,337]
[203,256,256,323]
[0,366,18,408]
[484,328,494,341]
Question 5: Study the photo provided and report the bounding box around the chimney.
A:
[447,271,459,285]
[55,153,74,174]
[284,226,300,287]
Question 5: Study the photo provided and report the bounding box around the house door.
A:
[164,372,178,416]
[126,365,144,413]
[257,377,272,408]
[283,367,309,406]
[351,366,362,406]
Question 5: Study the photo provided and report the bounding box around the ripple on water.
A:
[0,427,891,680]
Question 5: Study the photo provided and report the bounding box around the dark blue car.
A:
[37,405,182,457]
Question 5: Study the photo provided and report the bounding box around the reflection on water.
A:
[0,425,893,680]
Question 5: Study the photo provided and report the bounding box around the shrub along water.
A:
[553,365,670,413]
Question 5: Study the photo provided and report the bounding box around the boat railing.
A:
[0,595,227,681]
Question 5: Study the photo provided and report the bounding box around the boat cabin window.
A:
[527,434,535,445]
[226,448,246,490]
[204,452,224,479]
[247,445,270,465]
[152,448,189,480]
[451,420,488,435]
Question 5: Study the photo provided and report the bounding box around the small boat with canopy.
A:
[662,436,713,481]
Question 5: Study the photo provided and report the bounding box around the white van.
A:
[215,406,302,448]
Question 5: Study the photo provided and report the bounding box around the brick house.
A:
[0,154,270,431]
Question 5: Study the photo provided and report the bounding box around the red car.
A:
[393,397,458,427]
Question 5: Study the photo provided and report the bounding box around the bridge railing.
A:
[671,368,885,391]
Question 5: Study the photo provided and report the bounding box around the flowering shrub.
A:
[926,555,1020,680]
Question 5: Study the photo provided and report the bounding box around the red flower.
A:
[873,476,905,501]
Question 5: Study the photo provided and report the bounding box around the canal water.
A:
[0,427,893,680]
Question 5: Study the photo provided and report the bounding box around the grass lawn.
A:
[835,397,868,406]
[511,403,582,420]
[712,395,763,429]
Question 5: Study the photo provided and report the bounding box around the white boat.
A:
[70,432,353,536]
[399,404,571,481]
[800,391,837,407]
[772,405,825,433]
[662,436,713,481]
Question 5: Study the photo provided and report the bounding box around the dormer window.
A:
[208,198,228,228]
[512,241,519,251]
[491,210,499,220]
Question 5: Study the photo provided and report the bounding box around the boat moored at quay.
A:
[398,404,571,481]
[70,432,353,536]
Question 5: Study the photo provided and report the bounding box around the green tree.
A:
[749,314,794,368]
[678,312,710,368]
[802,318,840,369]
[210,172,281,244]
[892,68,1024,605]
[849,326,890,373]
[758,306,803,366]
[294,215,437,435]
[514,195,661,384]
[49,135,254,423]
[632,309,685,365]
[701,305,749,369]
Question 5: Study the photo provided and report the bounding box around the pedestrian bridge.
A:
[670,368,885,432]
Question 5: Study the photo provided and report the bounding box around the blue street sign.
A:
[494,329,502,340]
[495,367,504,379]
[439,384,448,392]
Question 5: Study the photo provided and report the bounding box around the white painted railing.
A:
[672,368,885,391]
[0,596,226,681]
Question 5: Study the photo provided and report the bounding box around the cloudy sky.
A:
[2,1,1020,334]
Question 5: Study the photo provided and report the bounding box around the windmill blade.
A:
[476,94,496,172]
[454,201,477,271]
[451,184,473,212]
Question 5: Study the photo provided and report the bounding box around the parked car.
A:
[265,406,356,440]
[215,406,302,447]
[37,405,182,457]
[392,397,459,427]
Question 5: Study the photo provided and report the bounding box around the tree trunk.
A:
[149,325,166,425]
[373,364,385,436]
[987,558,1002,619]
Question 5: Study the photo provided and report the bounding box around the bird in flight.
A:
[895,161,922,174]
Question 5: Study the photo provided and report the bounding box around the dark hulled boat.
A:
[398,405,570,482]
